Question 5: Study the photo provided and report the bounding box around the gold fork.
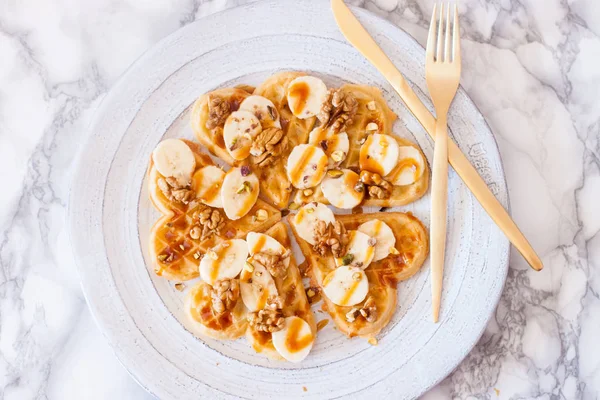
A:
[426,2,461,323]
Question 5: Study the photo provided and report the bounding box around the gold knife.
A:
[331,0,543,271]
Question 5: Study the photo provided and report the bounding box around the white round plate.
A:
[68,1,509,399]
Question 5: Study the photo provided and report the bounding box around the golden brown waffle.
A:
[148,140,281,281]
[245,222,316,360]
[289,212,428,338]
[184,280,249,340]
[190,88,250,165]
[191,72,316,209]
[252,72,317,208]
[293,84,429,208]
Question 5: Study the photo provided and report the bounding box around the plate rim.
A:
[68,1,510,398]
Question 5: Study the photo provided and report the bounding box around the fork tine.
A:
[444,3,452,62]
[436,2,444,62]
[453,3,461,62]
[426,3,438,62]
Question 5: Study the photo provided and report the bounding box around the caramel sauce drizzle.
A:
[290,146,316,185]
[285,318,313,353]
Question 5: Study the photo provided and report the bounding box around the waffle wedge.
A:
[184,280,249,340]
[245,222,317,360]
[289,211,428,338]
[191,72,316,208]
[148,139,281,281]
[293,84,429,208]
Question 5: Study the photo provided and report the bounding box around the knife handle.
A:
[385,70,543,271]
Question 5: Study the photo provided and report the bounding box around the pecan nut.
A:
[211,279,240,315]
[250,127,289,167]
[206,95,231,130]
[359,170,393,199]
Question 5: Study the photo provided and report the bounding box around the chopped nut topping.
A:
[341,253,354,266]
[288,202,300,210]
[352,272,362,281]
[247,296,285,332]
[313,220,349,258]
[330,150,345,163]
[389,247,400,255]
[252,250,291,278]
[193,251,202,260]
[359,170,393,199]
[367,101,377,111]
[345,296,377,323]
[317,89,358,133]
[191,205,226,240]
[236,181,252,194]
[207,250,218,260]
[175,283,185,292]
[303,189,314,197]
[368,337,378,346]
[250,127,289,167]
[206,95,231,130]
[327,169,344,178]
[366,122,379,131]
[210,279,240,315]
[254,209,268,222]
[158,177,194,204]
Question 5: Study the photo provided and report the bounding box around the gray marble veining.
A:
[1,0,598,399]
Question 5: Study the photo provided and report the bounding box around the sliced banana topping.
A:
[221,167,260,220]
[286,76,328,119]
[223,110,262,160]
[192,165,225,208]
[322,266,369,307]
[239,261,279,312]
[291,202,335,245]
[271,316,314,363]
[335,230,376,269]
[239,95,281,129]
[357,219,396,262]
[246,232,290,269]
[320,169,364,209]
[386,145,426,186]
[359,133,400,176]
[308,127,349,167]
[199,239,248,285]
[152,138,196,187]
[286,144,328,189]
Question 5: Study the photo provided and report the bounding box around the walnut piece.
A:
[158,177,194,204]
[210,279,240,315]
[317,89,358,133]
[206,95,231,130]
[359,170,393,199]
[313,220,349,258]
[191,205,226,240]
[250,127,289,167]
[247,296,285,333]
[345,296,377,323]
[252,250,291,278]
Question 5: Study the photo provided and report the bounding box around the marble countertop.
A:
[1,0,599,398]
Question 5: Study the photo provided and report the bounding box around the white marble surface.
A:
[1,0,599,398]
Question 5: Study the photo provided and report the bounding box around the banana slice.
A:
[152,138,196,187]
[322,266,369,307]
[320,169,364,209]
[308,127,349,167]
[221,167,260,220]
[246,232,291,269]
[192,165,225,208]
[359,133,400,176]
[223,111,262,160]
[286,144,328,189]
[291,202,335,245]
[239,95,281,129]
[335,230,376,269]
[386,146,426,186]
[287,76,328,119]
[357,219,396,262]
[239,261,279,311]
[199,239,248,285]
[271,316,315,363]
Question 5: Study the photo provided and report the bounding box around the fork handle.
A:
[430,115,448,323]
